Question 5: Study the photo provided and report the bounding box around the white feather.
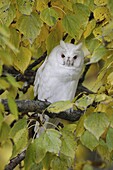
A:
[34,40,84,136]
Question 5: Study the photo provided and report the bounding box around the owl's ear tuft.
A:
[60,40,67,49]
[76,43,82,50]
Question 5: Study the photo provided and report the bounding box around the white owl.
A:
[34,40,84,135]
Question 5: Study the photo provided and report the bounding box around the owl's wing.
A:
[34,58,47,97]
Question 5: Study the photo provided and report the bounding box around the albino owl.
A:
[34,40,84,135]
[34,40,84,102]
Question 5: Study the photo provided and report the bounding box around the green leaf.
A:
[51,156,69,170]
[61,0,72,11]
[0,108,4,129]
[35,137,47,164]
[44,129,61,154]
[24,141,40,170]
[25,130,61,169]
[62,124,77,133]
[17,0,35,15]
[89,45,109,64]
[97,139,110,160]
[40,8,59,26]
[73,3,90,21]
[108,0,113,16]
[12,128,28,157]
[76,115,86,137]
[85,34,100,54]
[17,12,43,43]
[13,46,31,73]
[62,4,89,39]
[0,122,10,142]
[75,94,95,110]
[8,96,18,119]
[10,27,20,49]
[62,14,80,38]
[60,131,76,158]
[84,0,95,11]
[0,78,10,90]
[47,101,73,114]
[102,21,113,40]
[84,112,109,140]
[46,29,62,55]
[10,118,27,138]
[107,72,113,86]
[0,0,10,8]
[0,4,16,26]
[6,74,21,88]
[106,127,113,152]
[10,118,28,158]
[83,164,93,170]
[0,64,2,76]
[0,24,10,38]
[80,130,99,151]
[95,94,110,103]
[42,152,55,170]
[1,36,19,53]
[0,49,13,65]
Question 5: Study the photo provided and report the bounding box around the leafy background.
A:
[1,0,113,169]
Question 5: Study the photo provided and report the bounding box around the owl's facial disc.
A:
[61,53,78,67]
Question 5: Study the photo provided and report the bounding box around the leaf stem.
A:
[52,5,66,15]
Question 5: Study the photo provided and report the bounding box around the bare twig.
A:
[5,150,26,170]
[79,64,91,84]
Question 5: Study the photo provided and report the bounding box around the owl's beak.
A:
[67,57,71,66]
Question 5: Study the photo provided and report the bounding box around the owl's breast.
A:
[54,63,82,82]
[38,75,77,102]
[37,63,80,102]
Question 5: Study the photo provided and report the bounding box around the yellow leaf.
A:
[84,19,96,38]
[8,96,18,119]
[0,24,10,38]
[108,0,113,16]
[36,0,48,12]
[0,4,16,26]
[94,0,107,6]
[0,78,10,90]
[101,21,113,46]
[40,8,59,26]
[17,13,43,43]
[93,26,102,39]
[0,140,12,170]
[17,0,35,15]
[61,0,72,11]
[94,7,111,25]
[0,49,13,65]
[35,25,49,47]
[107,72,113,85]
[47,101,74,113]
[46,28,62,55]
[13,47,31,73]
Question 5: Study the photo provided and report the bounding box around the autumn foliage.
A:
[1,0,113,170]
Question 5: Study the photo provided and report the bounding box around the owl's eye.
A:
[61,54,65,58]
[73,55,77,59]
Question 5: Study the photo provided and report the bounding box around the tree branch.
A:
[1,99,84,121]
[5,150,26,170]
[79,64,91,84]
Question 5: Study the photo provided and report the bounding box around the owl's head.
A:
[55,40,84,69]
